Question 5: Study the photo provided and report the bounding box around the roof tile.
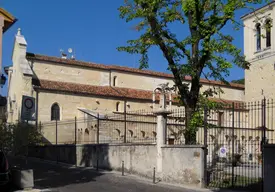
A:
[33,79,243,105]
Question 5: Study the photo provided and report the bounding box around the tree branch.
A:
[161,31,191,60]
[145,16,190,106]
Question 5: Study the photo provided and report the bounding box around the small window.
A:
[128,130,133,137]
[141,131,145,138]
[51,103,60,121]
[266,19,271,47]
[115,129,121,139]
[256,23,261,51]
[116,102,120,112]
[113,76,117,87]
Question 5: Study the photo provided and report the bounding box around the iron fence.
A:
[39,109,157,145]
[35,98,275,190]
[163,99,274,190]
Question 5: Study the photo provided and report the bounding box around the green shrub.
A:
[0,122,42,154]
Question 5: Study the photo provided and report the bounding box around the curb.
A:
[14,189,53,192]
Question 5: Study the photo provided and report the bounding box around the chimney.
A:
[60,49,67,59]
[61,52,67,59]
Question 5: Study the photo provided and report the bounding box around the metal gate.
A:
[204,99,273,191]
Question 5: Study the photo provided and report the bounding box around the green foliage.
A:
[118,0,268,105]
[231,78,244,85]
[0,124,13,153]
[118,0,270,144]
[0,123,42,154]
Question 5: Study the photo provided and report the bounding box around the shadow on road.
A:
[7,156,104,190]
[211,180,263,192]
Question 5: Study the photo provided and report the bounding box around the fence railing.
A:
[37,99,275,147]
[39,110,157,145]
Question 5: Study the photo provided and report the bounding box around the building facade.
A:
[5,29,245,125]
[5,2,275,164]
[0,8,16,121]
[242,1,275,102]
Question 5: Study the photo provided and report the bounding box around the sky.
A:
[0,0,266,96]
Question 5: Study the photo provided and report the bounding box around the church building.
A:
[242,1,275,102]
[5,29,244,125]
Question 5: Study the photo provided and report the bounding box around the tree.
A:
[231,78,244,85]
[118,0,268,144]
[0,123,42,155]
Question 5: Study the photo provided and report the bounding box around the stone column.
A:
[154,110,171,174]
[153,83,172,175]
[0,16,4,95]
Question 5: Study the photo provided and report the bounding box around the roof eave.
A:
[0,8,17,33]
[33,86,153,102]
[3,18,17,33]
[241,2,275,21]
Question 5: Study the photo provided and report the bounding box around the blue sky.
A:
[1,1,265,96]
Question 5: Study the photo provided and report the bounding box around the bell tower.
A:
[242,2,275,102]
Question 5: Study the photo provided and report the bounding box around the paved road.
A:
[7,157,206,192]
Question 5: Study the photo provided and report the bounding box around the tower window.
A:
[266,19,271,48]
[113,76,117,87]
[51,103,60,121]
[256,23,261,51]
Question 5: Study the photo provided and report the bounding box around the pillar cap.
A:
[17,28,21,36]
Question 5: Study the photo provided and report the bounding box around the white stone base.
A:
[12,168,34,190]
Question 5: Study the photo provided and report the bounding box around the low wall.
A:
[264,144,275,192]
[76,144,156,178]
[162,145,204,187]
[27,144,204,188]
[28,145,76,165]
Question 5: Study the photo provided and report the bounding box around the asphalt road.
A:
[7,157,205,192]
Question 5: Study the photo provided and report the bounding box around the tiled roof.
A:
[33,79,154,101]
[26,52,245,90]
[33,79,244,105]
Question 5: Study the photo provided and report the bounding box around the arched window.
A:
[128,130,133,138]
[266,19,271,47]
[152,131,157,138]
[51,103,60,121]
[116,102,120,112]
[141,131,145,138]
[113,76,117,87]
[256,23,261,51]
[115,129,121,137]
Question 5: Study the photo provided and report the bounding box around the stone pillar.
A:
[0,16,4,95]
[152,92,155,109]
[154,110,171,174]
[153,83,172,175]
[169,92,172,109]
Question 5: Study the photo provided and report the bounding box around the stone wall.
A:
[27,144,205,188]
[33,61,110,86]
[28,145,76,165]
[161,145,204,187]
[76,144,157,178]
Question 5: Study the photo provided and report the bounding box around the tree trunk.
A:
[184,107,197,145]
